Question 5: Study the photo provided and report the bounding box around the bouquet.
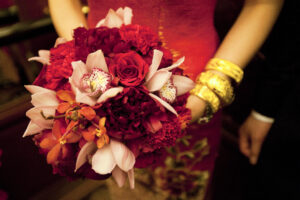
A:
[23,7,195,188]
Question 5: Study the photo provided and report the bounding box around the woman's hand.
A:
[186,94,207,123]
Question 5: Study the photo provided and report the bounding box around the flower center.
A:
[159,79,177,103]
[81,68,112,97]
[59,138,67,145]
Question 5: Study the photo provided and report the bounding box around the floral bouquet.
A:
[23,7,195,188]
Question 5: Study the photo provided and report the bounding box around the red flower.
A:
[33,41,75,91]
[109,51,149,86]
[120,24,160,55]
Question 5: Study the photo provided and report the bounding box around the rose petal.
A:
[110,140,135,172]
[23,121,43,137]
[127,168,135,189]
[172,75,195,96]
[31,92,59,107]
[148,93,178,115]
[164,56,185,71]
[92,145,117,174]
[97,87,123,103]
[86,50,108,73]
[146,70,172,92]
[26,106,56,129]
[112,166,127,188]
[24,85,56,95]
[103,9,123,28]
[145,50,163,82]
[54,37,67,47]
[70,61,88,88]
[75,141,97,172]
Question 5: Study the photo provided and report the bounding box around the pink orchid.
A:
[69,50,123,106]
[75,140,136,189]
[23,85,59,137]
[28,37,67,65]
[96,7,133,28]
[145,50,195,115]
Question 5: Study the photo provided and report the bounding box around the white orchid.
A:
[145,50,195,115]
[75,140,136,189]
[96,7,133,28]
[69,50,123,106]
[28,37,67,65]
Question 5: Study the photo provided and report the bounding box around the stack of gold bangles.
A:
[190,58,244,124]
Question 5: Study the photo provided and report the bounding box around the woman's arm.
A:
[214,0,284,67]
[187,0,284,121]
[48,0,87,40]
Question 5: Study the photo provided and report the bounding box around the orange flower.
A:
[39,120,81,164]
[82,117,109,149]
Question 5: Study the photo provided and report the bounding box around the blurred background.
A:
[0,0,266,199]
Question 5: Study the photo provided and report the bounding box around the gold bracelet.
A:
[196,71,234,106]
[190,84,220,113]
[205,58,244,84]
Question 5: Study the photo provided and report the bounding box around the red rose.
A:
[109,51,149,86]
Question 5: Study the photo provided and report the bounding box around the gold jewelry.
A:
[205,58,244,84]
[197,102,214,124]
[196,71,234,106]
[190,84,220,113]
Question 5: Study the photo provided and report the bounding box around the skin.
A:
[48,0,284,164]
[239,115,273,165]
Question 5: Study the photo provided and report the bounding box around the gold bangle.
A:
[205,58,244,84]
[196,71,234,106]
[190,84,220,113]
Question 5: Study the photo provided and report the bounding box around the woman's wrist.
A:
[189,57,244,124]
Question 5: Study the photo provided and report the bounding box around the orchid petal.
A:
[72,85,96,106]
[28,50,50,65]
[120,7,133,25]
[110,140,135,172]
[164,56,185,71]
[97,87,123,103]
[75,141,97,172]
[23,121,43,137]
[112,166,127,188]
[95,19,105,28]
[92,145,117,174]
[104,9,123,28]
[86,50,108,72]
[71,61,88,88]
[146,70,172,92]
[128,168,135,189]
[31,92,59,107]
[54,37,67,47]
[24,85,55,95]
[172,75,195,96]
[145,50,163,82]
[149,93,178,115]
[26,106,56,129]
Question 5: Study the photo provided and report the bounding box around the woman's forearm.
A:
[214,0,284,68]
[48,0,87,40]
